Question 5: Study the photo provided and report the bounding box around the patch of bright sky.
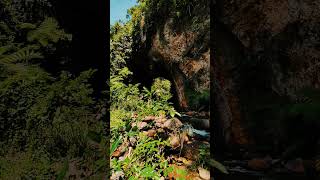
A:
[110,0,138,25]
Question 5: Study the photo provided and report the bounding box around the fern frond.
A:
[0,43,29,56]
[1,62,52,82]
[0,21,12,34]
[0,45,15,56]
[17,23,37,30]
[27,17,72,47]
[0,46,43,63]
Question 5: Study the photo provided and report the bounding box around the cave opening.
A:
[127,53,182,111]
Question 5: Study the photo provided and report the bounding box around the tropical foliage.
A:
[110,26,179,178]
[0,1,106,178]
[109,1,227,179]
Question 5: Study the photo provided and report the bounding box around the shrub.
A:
[0,14,106,178]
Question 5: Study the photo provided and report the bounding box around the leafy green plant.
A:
[185,86,210,111]
[110,22,133,76]
[113,134,171,179]
[191,144,228,174]
[110,50,178,180]
[110,136,122,155]
[56,159,69,180]
[0,13,105,178]
[0,150,52,179]
[1,45,43,63]
[208,159,228,174]
[173,168,188,180]
[110,5,187,178]
[26,17,72,47]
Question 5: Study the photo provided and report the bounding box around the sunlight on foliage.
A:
[110,10,180,178]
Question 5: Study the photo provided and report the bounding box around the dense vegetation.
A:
[110,15,180,179]
[110,1,228,179]
[0,1,106,178]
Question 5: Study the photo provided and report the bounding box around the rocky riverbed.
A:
[217,154,320,179]
[110,111,211,180]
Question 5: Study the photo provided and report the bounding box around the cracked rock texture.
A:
[213,0,320,148]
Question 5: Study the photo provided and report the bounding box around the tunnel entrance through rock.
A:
[127,52,183,111]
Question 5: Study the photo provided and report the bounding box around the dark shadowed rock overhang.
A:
[213,0,320,151]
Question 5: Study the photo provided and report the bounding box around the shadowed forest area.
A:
[213,0,320,179]
[0,0,107,178]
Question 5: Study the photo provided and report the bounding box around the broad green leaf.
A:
[140,167,156,178]
[57,159,69,180]
[110,136,122,155]
[208,159,228,174]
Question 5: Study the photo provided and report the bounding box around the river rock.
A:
[155,117,167,124]
[155,122,164,128]
[155,115,167,123]
[163,119,173,129]
[181,142,201,161]
[199,111,209,117]
[137,121,148,130]
[186,111,196,116]
[146,129,157,137]
[247,157,271,170]
[173,117,183,126]
[143,115,155,122]
[129,137,137,146]
[183,133,189,142]
[131,122,136,128]
[110,171,124,180]
[285,158,305,173]
[157,128,165,133]
[118,155,126,161]
[198,167,210,180]
[169,134,180,148]
[163,118,183,130]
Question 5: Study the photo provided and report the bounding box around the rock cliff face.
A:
[148,16,210,110]
[213,0,320,150]
[131,0,320,153]
[131,0,210,111]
